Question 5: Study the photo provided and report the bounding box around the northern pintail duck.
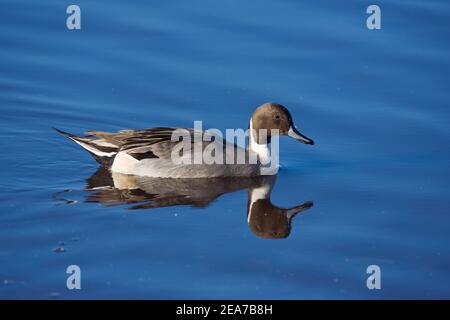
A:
[55,102,314,178]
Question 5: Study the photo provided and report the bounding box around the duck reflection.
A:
[61,168,313,239]
[247,182,313,239]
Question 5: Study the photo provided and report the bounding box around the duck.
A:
[55,102,314,178]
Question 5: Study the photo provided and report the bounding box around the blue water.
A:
[1,0,449,299]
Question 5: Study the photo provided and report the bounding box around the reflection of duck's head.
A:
[247,179,313,239]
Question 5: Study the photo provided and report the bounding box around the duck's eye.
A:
[275,114,281,120]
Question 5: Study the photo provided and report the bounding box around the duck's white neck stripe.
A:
[249,120,271,164]
[247,183,271,223]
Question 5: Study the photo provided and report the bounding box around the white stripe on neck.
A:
[248,183,271,223]
[249,120,271,165]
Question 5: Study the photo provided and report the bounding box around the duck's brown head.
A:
[250,102,314,145]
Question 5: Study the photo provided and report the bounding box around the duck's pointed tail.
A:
[54,128,118,167]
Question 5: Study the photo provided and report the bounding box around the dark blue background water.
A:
[1,0,449,299]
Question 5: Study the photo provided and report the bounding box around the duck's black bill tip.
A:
[288,127,314,145]
[303,201,314,208]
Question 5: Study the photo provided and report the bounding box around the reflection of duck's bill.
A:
[288,126,314,145]
[286,201,314,219]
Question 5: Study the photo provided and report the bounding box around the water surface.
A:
[0,0,449,299]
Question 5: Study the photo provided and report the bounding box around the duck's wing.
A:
[99,127,242,161]
[85,127,177,148]
[57,127,243,166]
[84,127,179,160]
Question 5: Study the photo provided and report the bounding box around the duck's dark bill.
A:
[288,127,314,145]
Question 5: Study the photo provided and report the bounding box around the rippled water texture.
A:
[0,0,449,299]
